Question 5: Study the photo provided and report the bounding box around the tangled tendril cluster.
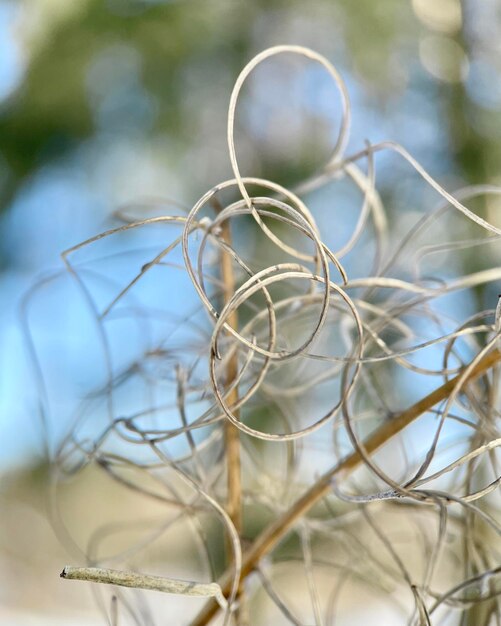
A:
[31,46,501,625]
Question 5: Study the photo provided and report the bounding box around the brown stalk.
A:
[189,348,501,626]
[215,199,246,623]
[213,199,243,537]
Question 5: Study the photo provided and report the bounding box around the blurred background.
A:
[1,0,501,624]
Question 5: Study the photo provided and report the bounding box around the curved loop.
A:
[227,44,351,210]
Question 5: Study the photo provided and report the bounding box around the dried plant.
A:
[27,45,501,625]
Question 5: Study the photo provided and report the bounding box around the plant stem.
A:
[189,348,501,626]
[217,206,243,539]
[215,200,246,623]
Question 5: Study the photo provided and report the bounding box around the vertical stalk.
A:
[217,204,246,624]
[218,213,243,537]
